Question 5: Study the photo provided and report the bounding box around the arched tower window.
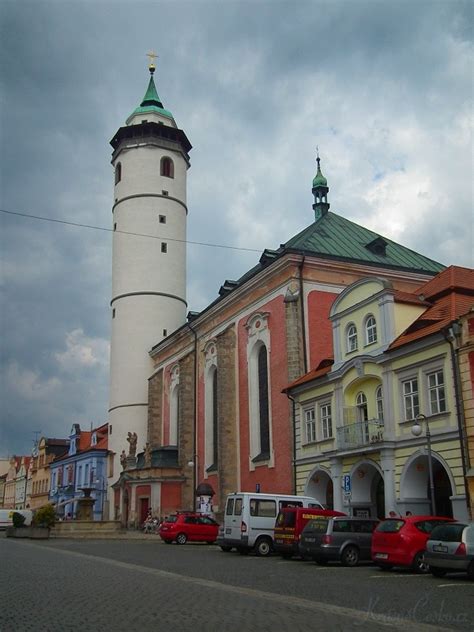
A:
[346,323,358,353]
[115,162,122,184]
[160,156,174,178]
[365,315,377,345]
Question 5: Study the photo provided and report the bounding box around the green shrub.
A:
[32,504,56,528]
[12,512,26,528]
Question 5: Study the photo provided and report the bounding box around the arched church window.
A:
[115,162,122,184]
[169,385,179,445]
[161,156,174,179]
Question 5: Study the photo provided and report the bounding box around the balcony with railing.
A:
[337,418,384,451]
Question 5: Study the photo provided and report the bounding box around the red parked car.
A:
[158,512,219,545]
[371,515,455,573]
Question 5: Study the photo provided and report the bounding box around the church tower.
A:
[107,55,192,512]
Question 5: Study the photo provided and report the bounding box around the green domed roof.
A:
[313,157,328,188]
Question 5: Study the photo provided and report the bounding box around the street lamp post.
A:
[411,414,436,515]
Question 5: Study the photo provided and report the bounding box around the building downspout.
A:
[187,321,198,511]
[286,393,297,495]
[299,256,308,374]
[443,323,472,520]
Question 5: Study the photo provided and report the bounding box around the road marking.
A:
[436,583,473,588]
[8,540,446,632]
[369,573,430,579]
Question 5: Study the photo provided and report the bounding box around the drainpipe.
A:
[286,393,297,495]
[187,321,198,511]
[443,323,472,520]
[299,256,308,374]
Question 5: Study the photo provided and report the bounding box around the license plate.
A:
[433,544,448,553]
[375,553,388,560]
[305,537,316,543]
[225,528,232,534]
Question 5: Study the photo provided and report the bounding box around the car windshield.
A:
[166,515,178,523]
[376,520,405,533]
[429,523,467,542]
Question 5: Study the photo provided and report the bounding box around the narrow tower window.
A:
[160,157,174,178]
[159,215,166,224]
[115,163,122,184]
[161,242,167,253]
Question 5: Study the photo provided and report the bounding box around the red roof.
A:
[283,359,333,392]
[416,265,474,300]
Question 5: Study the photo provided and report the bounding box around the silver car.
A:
[425,522,474,579]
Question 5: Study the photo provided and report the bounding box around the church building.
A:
[107,59,444,526]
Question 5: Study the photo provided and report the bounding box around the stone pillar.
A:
[330,457,343,513]
[380,448,396,516]
[216,326,238,512]
[148,369,163,447]
[178,352,195,510]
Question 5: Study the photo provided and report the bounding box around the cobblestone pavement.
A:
[1,537,473,632]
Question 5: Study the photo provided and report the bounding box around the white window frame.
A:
[304,407,316,443]
[376,385,384,422]
[320,403,333,439]
[427,369,446,415]
[402,377,419,421]
[365,315,377,345]
[346,323,358,353]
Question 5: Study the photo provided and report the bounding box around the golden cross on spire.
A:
[146,50,158,71]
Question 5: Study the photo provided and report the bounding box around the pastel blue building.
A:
[49,423,109,520]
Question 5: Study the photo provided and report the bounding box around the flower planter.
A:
[6,526,50,539]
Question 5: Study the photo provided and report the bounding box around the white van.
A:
[221,492,323,556]
[0,509,33,529]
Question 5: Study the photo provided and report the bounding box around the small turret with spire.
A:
[312,149,330,220]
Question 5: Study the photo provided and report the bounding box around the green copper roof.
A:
[128,74,174,122]
[284,211,445,274]
[313,163,328,188]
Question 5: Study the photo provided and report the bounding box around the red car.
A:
[371,515,455,573]
[158,512,219,545]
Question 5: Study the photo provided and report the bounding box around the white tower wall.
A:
[107,77,191,519]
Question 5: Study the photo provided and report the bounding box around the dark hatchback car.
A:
[299,516,379,566]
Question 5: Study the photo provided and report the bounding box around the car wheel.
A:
[412,551,429,574]
[467,561,474,581]
[430,566,447,578]
[377,564,393,571]
[176,533,188,545]
[254,537,273,557]
[341,545,359,567]
[220,545,232,552]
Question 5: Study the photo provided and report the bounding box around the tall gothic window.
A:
[212,368,218,467]
[170,385,179,445]
[258,345,270,457]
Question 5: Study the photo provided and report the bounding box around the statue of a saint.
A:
[127,431,138,457]
[120,449,127,469]
[144,442,152,467]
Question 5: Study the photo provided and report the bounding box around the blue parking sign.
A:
[343,475,351,493]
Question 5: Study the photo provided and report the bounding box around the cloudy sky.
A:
[1,0,472,456]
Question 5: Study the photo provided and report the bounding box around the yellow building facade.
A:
[289,272,472,521]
